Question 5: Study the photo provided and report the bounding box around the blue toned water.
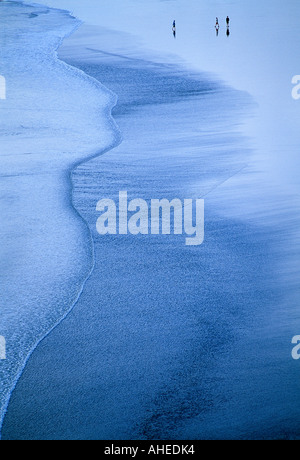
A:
[2,0,300,441]
[0,1,119,431]
[2,21,299,440]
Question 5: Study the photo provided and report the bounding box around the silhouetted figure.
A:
[172,20,176,38]
[215,19,220,36]
[226,16,230,26]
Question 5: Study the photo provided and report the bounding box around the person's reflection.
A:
[215,18,220,36]
[172,19,176,38]
[226,27,230,37]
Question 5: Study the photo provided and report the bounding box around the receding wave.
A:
[0,0,120,431]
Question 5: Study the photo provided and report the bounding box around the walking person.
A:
[172,19,176,38]
[215,18,220,36]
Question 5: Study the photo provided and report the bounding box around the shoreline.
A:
[0,1,120,434]
[2,0,300,441]
[1,18,267,440]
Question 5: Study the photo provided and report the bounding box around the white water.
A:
[1,0,300,439]
[0,0,119,427]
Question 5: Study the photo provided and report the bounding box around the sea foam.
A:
[0,0,119,430]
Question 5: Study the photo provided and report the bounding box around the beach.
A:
[1,0,300,440]
[0,0,119,432]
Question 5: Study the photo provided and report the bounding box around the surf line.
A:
[96,191,204,246]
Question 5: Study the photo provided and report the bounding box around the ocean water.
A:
[42,0,300,183]
[2,7,300,439]
[0,0,119,430]
[2,0,300,440]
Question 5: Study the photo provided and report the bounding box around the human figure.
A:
[226,16,230,37]
[172,20,176,38]
[215,18,220,36]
